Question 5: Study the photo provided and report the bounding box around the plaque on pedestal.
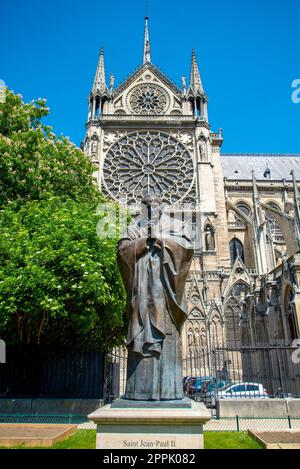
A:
[88,400,211,450]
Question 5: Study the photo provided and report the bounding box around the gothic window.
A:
[236,202,251,217]
[102,131,194,204]
[234,202,251,226]
[195,98,201,117]
[188,97,194,115]
[210,313,223,345]
[265,202,283,240]
[224,282,249,349]
[95,96,101,117]
[127,84,169,115]
[229,238,244,264]
[225,301,241,348]
[89,98,93,119]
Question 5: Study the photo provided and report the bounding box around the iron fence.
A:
[0,347,105,398]
[1,413,300,433]
[103,343,300,405]
[183,345,300,399]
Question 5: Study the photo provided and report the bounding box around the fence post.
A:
[236,415,240,432]
[288,415,292,429]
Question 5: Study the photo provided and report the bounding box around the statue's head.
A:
[141,194,162,223]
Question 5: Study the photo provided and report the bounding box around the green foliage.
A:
[0,197,126,348]
[0,89,127,348]
[0,89,100,207]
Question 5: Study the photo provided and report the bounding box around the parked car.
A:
[185,376,213,397]
[195,379,230,403]
[183,376,192,387]
[204,381,270,408]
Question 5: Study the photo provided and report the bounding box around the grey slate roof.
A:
[221,154,300,181]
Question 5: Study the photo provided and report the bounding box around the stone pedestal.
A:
[88,400,211,450]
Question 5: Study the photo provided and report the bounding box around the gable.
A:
[113,63,182,116]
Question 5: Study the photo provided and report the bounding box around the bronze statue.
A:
[117,195,194,401]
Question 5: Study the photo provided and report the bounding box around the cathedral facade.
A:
[83,18,300,386]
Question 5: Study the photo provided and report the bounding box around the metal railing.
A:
[103,343,300,406]
[1,413,299,433]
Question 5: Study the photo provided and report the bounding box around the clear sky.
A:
[1,0,300,153]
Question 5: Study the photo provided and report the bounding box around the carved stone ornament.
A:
[103,131,194,204]
[127,83,169,115]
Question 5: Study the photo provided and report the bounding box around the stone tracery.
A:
[103,131,194,204]
[128,83,169,115]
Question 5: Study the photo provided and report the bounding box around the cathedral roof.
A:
[221,154,300,181]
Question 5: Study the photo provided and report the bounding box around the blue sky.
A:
[1,0,300,153]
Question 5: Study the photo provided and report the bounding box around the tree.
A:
[0,196,126,349]
[0,90,100,207]
[0,89,127,349]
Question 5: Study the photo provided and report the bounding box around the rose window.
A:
[128,84,168,115]
[102,131,195,204]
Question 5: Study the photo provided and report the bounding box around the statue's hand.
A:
[153,238,162,250]
[147,237,156,250]
[147,238,161,251]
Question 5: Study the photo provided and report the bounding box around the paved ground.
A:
[78,417,300,431]
[255,431,300,443]
[0,424,77,447]
[249,430,300,449]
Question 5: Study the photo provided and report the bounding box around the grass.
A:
[204,431,262,449]
[51,430,96,449]
[0,430,262,449]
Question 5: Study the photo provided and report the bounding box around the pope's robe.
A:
[117,214,194,400]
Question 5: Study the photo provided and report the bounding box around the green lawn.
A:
[204,431,262,449]
[51,430,96,449]
[0,430,262,449]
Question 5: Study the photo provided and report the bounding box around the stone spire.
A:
[143,16,151,64]
[92,48,108,95]
[189,49,204,95]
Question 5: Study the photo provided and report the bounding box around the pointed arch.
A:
[209,308,224,345]
[189,306,206,320]
[229,237,244,264]
[222,256,252,301]
[224,281,250,349]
